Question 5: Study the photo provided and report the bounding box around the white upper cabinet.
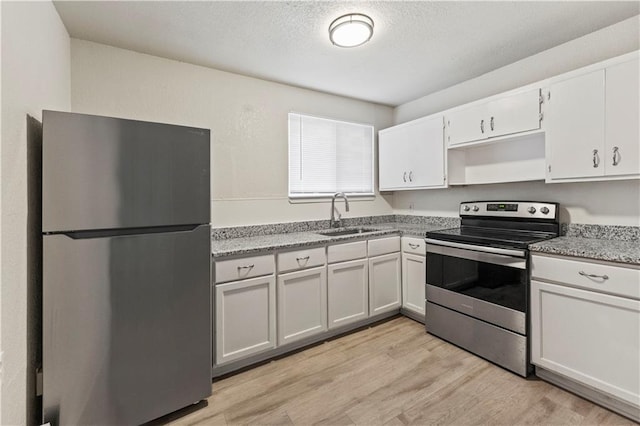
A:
[605,57,640,178]
[445,103,488,146]
[546,55,639,182]
[546,70,606,180]
[378,114,445,191]
[488,89,542,138]
[378,125,409,189]
[446,88,541,146]
[378,50,637,187]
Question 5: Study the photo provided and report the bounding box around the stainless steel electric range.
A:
[425,201,560,377]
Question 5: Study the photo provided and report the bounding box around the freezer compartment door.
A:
[43,225,211,425]
[42,110,210,232]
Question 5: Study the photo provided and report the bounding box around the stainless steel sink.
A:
[316,228,378,237]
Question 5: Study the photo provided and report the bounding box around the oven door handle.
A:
[425,239,526,258]
[425,240,527,270]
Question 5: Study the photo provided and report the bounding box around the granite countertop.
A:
[529,237,640,265]
[212,216,640,265]
[211,222,449,258]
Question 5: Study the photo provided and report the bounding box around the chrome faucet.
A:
[330,192,350,228]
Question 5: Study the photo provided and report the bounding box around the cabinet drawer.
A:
[532,254,640,299]
[401,237,426,255]
[278,247,326,273]
[368,236,400,257]
[215,254,275,284]
[328,241,367,264]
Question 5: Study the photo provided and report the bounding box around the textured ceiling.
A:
[53,1,639,106]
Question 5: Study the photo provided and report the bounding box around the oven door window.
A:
[427,251,527,312]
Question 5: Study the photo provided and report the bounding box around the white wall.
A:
[392,16,640,226]
[1,2,70,424]
[394,180,640,226]
[70,40,395,227]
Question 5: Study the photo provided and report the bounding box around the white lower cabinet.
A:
[401,252,426,316]
[401,237,426,318]
[215,275,276,365]
[328,258,369,329]
[531,254,640,416]
[277,266,327,346]
[369,252,401,315]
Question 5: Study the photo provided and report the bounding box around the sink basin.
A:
[316,228,378,237]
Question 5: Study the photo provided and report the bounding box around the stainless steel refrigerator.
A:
[42,110,212,425]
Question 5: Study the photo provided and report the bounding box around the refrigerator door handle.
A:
[57,224,203,239]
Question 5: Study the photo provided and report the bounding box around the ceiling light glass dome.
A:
[329,13,374,48]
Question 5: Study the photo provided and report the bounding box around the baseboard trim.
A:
[400,308,425,324]
[211,310,400,378]
[536,367,640,422]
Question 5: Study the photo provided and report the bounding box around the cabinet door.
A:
[379,126,409,190]
[369,252,401,316]
[379,116,445,190]
[406,115,445,188]
[446,103,489,146]
[327,259,369,329]
[486,89,540,138]
[547,70,605,180]
[531,280,640,406]
[215,275,276,365]
[606,57,640,177]
[402,253,426,316]
[277,266,327,346]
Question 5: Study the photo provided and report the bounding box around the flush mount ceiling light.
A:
[328,13,374,48]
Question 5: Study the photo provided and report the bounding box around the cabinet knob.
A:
[592,149,600,168]
[480,119,485,134]
[490,116,495,131]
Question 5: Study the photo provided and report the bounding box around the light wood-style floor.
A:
[156,317,636,425]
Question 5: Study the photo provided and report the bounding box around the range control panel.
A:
[460,201,558,220]
[487,203,518,212]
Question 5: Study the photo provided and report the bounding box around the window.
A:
[288,112,374,198]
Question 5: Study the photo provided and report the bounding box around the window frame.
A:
[287,112,376,200]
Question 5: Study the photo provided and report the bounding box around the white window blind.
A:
[288,113,374,198]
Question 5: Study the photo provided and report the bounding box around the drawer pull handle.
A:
[296,256,310,263]
[237,264,255,272]
[408,243,420,249]
[612,146,620,166]
[578,271,609,280]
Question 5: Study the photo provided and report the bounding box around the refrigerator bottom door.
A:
[43,225,211,425]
